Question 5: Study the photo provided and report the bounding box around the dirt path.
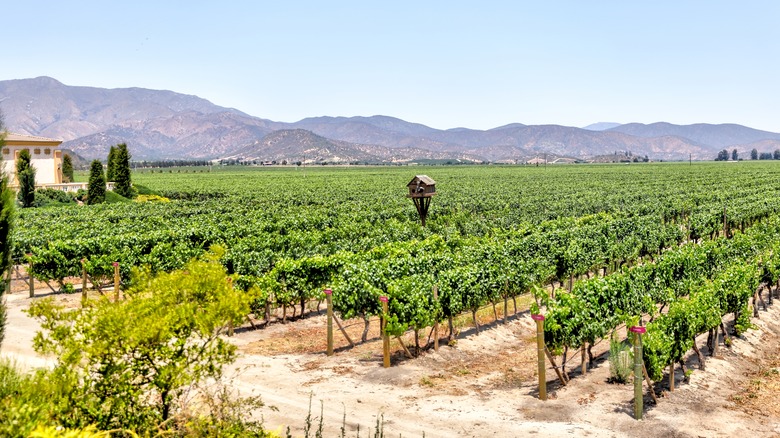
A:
[4,286,780,437]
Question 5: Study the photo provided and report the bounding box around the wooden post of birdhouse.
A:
[532,314,547,400]
[325,289,334,356]
[630,325,646,420]
[113,262,120,301]
[381,296,390,368]
[407,175,436,227]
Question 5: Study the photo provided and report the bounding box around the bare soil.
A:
[4,280,780,437]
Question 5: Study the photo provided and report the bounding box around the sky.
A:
[3,1,780,132]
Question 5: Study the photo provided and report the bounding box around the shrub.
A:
[33,188,75,207]
[27,248,255,434]
[608,332,633,384]
[104,191,131,204]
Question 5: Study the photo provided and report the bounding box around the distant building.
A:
[1,133,64,186]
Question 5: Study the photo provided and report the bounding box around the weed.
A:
[608,332,633,384]
[456,368,471,376]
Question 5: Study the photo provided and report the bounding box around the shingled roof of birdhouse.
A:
[407,175,436,186]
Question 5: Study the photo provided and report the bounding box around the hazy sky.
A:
[3,1,779,131]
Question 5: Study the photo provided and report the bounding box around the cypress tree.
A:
[62,153,74,183]
[87,160,105,205]
[0,129,12,345]
[113,143,133,198]
[106,145,117,182]
[15,149,35,207]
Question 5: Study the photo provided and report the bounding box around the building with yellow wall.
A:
[1,133,64,186]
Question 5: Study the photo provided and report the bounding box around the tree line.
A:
[715,148,780,161]
[130,159,211,168]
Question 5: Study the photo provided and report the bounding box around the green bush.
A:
[0,360,68,437]
[608,332,633,384]
[133,184,158,196]
[33,189,76,207]
[104,191,131,204]
[73,189,87,203]
[27,248,256,434]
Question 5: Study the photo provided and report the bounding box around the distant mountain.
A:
[0,77,280,160]
[3,77,780,162]
[458,125,710,161]
[293,119,710,160]
[582,122,622,131]
[227,129,484,164]
[292,116,460,152]
[607,122,780,149]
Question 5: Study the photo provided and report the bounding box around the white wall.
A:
[1,146,62,185]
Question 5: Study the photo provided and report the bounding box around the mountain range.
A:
[2,76,780,163]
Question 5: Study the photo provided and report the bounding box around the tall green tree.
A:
[15,149,35,207]
[105,145,117,181]
[113,143,133,198]
[87,160,105,205]
[61,153,74,183]
[751,148,759,160]
[731,149,738,161]
[0,125,13,346]
[715,149,728,161]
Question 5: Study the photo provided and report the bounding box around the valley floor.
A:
[4,286,780,437]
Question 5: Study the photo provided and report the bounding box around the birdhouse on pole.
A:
[407,175,436,226]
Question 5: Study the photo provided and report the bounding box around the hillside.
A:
[3,77,780,162]
[227,129,483,164]
[608,122,780,149]
[0,77,280,160]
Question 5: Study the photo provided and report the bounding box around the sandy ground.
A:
[4,281,780,437]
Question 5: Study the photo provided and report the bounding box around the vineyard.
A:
[13,162,780,421]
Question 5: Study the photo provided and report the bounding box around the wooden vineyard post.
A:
[581,342,587,375]
[669,363,675,392]
[711,327,719,358]
[28,255,34,298]
[433,285,439,352]
[81,258,88,305]
[113,262,120,301]
[325,289,334,356]
[381,296,390,368]
[532,314,547,400]
[630,326,646,420]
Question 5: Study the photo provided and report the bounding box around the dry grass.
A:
[731,351,780,417]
